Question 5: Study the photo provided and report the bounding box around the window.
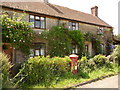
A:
[29,43,46,57]
[69,22,79,30]
[98,27,104,34]
[35,49,40,56]
[29,15,45,29]
[72,45,78,54]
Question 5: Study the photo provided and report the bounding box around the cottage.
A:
[1,0,113,64]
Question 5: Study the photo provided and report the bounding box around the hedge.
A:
[14,56,71,86]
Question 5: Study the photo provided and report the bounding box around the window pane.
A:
[76,23,79,30]
[72,45,76,54]
[72,23,75,25]
[35,16,40,20]
[69,22,72,30]
[30,15,34,27]
[35,50,39,56]
[41,48,45,55]
[75,45,78,53]
[30,49,34,57]
[30,15,34,19]
[41,17,45,20]
[73,26,76,30]
[40,21,45,28]
[35,21,40,28]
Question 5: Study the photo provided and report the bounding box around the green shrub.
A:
[92,54,109,68]
[109,45,120,64]
[14,56,71,87]
[0,53,14,88]
[78,55,114,73]
[40,26,72,57]
[78,56,96,73]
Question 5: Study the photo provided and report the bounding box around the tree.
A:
[40,25,84,57]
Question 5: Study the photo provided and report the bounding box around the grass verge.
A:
[23,64,119,88]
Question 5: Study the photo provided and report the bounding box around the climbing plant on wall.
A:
[1,13,35,55]
[83,32,103,55]
[40,25,84,57]
[84,32,92,42]
[92,37,102,55]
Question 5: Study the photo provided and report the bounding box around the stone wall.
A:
[46,17,58,30]
[2,8,113,62]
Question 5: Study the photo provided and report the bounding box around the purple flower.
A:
[110,44,115,49]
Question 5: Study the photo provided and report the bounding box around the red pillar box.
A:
[69,54,78,74]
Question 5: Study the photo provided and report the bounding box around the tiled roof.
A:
[1,2,112,27]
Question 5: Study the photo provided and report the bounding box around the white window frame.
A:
[69,22,79,30]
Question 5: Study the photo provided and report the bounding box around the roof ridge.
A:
[51,3,94,17]
[51,3,112,26]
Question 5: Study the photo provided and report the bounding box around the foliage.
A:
[84,32,103,55]
[24,62,119,88]
[78,56,96,73]
[14,53,120,88]
[78,54,113,73]
[108,45,120,64]
[13,56,71,87]
[116,34,120,40]
[106,39,114,55]
[1,14,34,54]
[68,30,84,56]
[0,53,14,88]
[92,55,109,67]
[92,37,102,54]
[40,25,84,57]
[84,32,92,41]
[41,26,72,57]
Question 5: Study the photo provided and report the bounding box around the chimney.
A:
[91,6,98,17]
[39,0,48,3]
[44,0,48,3]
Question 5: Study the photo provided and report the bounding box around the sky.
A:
[49,0,119,35]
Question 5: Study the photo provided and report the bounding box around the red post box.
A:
[69,54,78,74]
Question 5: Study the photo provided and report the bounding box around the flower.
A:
[6,35,8,38]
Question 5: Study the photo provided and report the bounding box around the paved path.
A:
[77,75,118,88]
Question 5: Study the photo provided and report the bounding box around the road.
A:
[77,75,118,88]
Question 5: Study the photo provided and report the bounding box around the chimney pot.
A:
[91,6,98,17]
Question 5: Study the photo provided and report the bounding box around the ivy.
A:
[84,32,92,41]
[1,14,35,55]
[92,37,102,54]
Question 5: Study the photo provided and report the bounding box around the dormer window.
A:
[69,22,79,30]
[29,15,46,29]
